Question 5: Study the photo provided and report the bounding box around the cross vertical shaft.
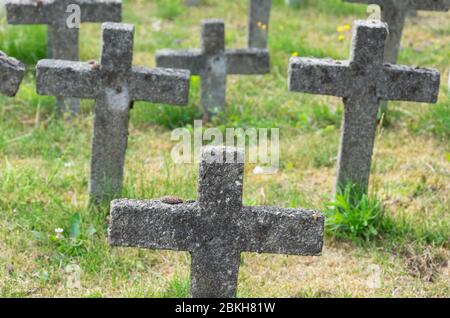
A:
[192,147,244,297]
[338,21,388,192]
[200,20,227,120]
[380,3,407,64]
[48,23,81,114]
[190,246,241,298]
[89,23,134,205]
[248,0,271,49]
[338,94,380,192]
[198,146,244,212]
[89,96,130,204]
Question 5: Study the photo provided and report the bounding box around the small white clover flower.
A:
[152,20,162,32]
[64,161,75,168]
[55,228,64,239]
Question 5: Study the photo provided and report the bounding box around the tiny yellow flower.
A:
[257,22,267,30]
[337,24,352,33]
[338,34,345,41]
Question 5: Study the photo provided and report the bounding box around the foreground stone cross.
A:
[5,0,122,114]
[248,0,272,49]
[36,23,190,205]
[288,20,440,195]
[109,146,324,298]
[156,19,270,121]
[0,51,25,97]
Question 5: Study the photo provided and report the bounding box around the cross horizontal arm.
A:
[36,59,101,99]
[79,0,122,22]
[155,49,204,75]
[226,49,270,75]
[128,67,190,105]
[108,200,198,251]
[240,206,324,255]
[380,64,440,103]
[6,0,122,25]
[0,52,25,97]
[288,57,351,97]
[5,0,52,24]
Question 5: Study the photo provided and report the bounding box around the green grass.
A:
[0,21,47,65]
[158,275,190,298]
[0,0,449,298]
[326,185,387,242]
[413,100,450,139]
[155,0,185,21]
[325,184,449,246]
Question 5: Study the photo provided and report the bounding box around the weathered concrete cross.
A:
[156,19,270,121]
[109,146,324,298]
[288,20,440,195]
[36,23,190,205]
[248,0,272,49]
[5,0,122,114]
[0,51,25,97]
[345,1,449,112]
[344,1,450,64]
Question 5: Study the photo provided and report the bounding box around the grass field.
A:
[0,0,449,297]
